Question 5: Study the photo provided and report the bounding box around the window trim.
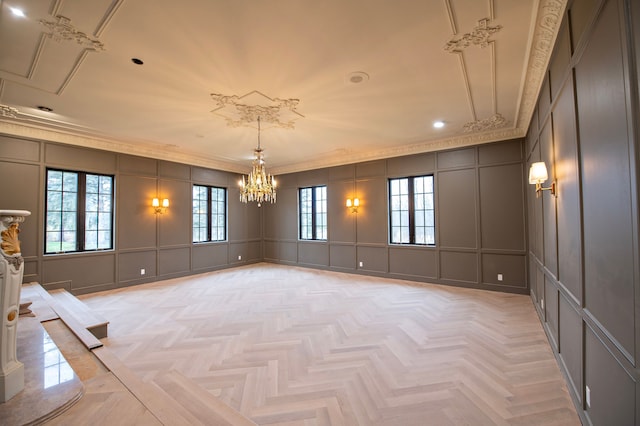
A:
[388,175,436,246]
[192,184,227,243]
[44,168,115,255]
[298,185,327,241]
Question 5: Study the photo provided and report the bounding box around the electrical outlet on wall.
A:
[359,261,363,267]
[497,273,503,281]
[140,268,145,275]
[541,299,545,309]
[238,255,242,260]
[586,385,591,408]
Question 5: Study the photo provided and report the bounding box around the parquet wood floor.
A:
[76,263,580,425]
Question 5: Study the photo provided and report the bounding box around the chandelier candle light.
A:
[239,117,276,207]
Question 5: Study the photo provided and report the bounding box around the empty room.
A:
[0,0,638,425]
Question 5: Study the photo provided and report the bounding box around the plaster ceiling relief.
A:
[0,105,19,119]
[0,0,567,174]
[39,15,106,51]
[444,18,503,53]
[463,113,508,133]
[210,91,304,129]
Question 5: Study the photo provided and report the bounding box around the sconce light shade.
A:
[346,198,360,213]
[528,162,556,197]
[528,162,548,184]
[153,198,169,214]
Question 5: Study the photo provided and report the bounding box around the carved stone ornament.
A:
[463,113,508,133]
[211,90,304,129]
[0,215,27,271]
[1,223,21,255]
[39,15,105,51]
[445,18,503,53]
[0,105,19,118]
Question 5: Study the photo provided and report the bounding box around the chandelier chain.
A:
[239,116,276,206]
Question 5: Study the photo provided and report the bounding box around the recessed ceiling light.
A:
[433,120,445,128]
[347,71,369,84]
[37,106,53,112]
[10,7,26,17]
[131,58,144,65]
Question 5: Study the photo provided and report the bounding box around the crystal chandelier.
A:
[239,117,276,206]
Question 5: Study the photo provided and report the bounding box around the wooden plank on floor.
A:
[93,347,212,426]
[49,289,109,339]
[27,283,103,350]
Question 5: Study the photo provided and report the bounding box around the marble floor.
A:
[0,290,83,425]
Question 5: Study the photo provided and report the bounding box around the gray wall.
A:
[0,137,262,294]
[526,0,640,424]
[263,139,528,294]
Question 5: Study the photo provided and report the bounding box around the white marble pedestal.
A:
[0,210,30,402]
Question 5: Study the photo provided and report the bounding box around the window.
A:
[193,185,227,242]
[45,169,114,254]
[389,175,435,245]
[299,186,327,240]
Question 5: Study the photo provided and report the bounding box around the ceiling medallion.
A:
[463,113,508,133]
[444,18,502,53]
[39,15,105,51]
[210,90,304,129]
[0,105,19,118]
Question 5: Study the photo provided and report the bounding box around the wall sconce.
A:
[528,162,556,198]
[346,198,360,213]
[152,197,169,214]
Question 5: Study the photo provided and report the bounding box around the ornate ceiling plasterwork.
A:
[0,1,567,175]
[211,90,304,129]
[515,0,567,130]
[39,15,106,51]
[444,18,502,53]
[463,113,508,133]
[0,105,18,119]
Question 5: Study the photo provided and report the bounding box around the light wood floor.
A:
[68,263,579,425]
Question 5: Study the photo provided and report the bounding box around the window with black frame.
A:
[192,185,227,243]
[45,169,114,254]
[299,185,327,240]
[389,175,435,245]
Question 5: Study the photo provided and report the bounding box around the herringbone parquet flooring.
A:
[78,263,580,425]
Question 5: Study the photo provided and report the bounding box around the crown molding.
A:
[1,118,525,177]
[0,120,246,174]
[270,127,526,175]
[515,0,568,131]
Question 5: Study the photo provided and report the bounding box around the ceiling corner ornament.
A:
[210,90,304,129]
[444,18,502,53]
[39,15,106,52]
[463,113,508,133]
[0,105,19,118]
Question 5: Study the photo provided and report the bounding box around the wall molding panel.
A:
[525,0,640,423]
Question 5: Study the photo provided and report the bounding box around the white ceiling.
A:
[0,0,566,175]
